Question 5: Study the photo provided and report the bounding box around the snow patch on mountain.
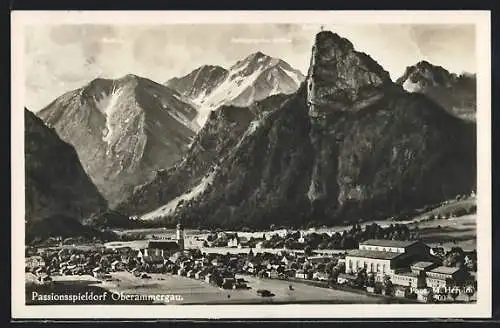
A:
[402,79,420,93]
[94,85,124,146]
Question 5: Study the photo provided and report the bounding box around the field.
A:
[409,214,476,251]
[94,272,398,304]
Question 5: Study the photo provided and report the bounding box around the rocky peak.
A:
[230,51,277,76]
[397,61,457,89]
[306,31,394,116]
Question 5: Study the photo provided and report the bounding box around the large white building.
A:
[345,239,441,283]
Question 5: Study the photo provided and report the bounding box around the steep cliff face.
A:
[37,75,198,207]
[25,108,107,239]
[121,30,476,229]
[396,61,476,121]
[304,32,475,222]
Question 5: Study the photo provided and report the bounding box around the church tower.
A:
[176,221,185,250]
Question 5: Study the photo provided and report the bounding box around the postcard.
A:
[11,10,491,319]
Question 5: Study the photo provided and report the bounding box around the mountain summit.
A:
[37,75,199,207]
[165,52,305,127]
[396,60,476,120]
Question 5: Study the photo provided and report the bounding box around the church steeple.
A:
[176,220,185,250]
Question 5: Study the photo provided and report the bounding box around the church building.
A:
[138,222,185,262]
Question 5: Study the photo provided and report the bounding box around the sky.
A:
[24,24,476,111]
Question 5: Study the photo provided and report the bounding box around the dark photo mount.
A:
[8,2,497,324]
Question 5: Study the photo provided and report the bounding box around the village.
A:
[26,218,478,304]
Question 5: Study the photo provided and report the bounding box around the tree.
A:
[355,268,367,288]
[443,247,465,268]
[449,287,460,302]
[304,245,313,257]
[465,285,475,302]
[416,270,427,289]
[437,286,448,302]
[383,275,394,296]
[366,272,376,287]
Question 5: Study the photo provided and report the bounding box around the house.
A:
[142,254,165,266]
[37,274,52,285]
[205,273,213,283]
[92,266,102,278]
[281,255,295,266]
[227,236,239,248]
[222,277,236,289]
[295,270,310,279]
[195,270,206,280]
[111,260,125,271]
[26,256,46,270]
[395,286,412,298]
[390,272,420,290]
[425,266,469,289]
[416,288,434,303]
[235,278,248,289]
[313,271,330,281]
[410,261,438,274]
[267,269,279,279]
[306,255,331,265]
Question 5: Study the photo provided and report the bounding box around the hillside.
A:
[25,108,108,240]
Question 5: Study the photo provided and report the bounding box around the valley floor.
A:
[27,272,401,305]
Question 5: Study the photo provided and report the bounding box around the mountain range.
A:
[25,108,107,241]
[118,31,476,229]
[26,30,477,234]
[165,51,305,126]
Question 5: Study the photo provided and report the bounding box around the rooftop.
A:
[148,240,179,250]
[346,249,404,260]
[429,266,462,275]
[411,261,437,269]
[392,271,419,278]
[359,239,420,248]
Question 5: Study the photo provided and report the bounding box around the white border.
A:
[11,10,492,319]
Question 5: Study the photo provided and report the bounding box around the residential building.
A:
[306,255,331,265]
[313,271,330,281]
[26,255,46,270]
[425,266,469,289]
[295,270,311,279]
